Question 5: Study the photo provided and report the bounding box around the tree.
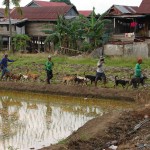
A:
[2,0,22,52]
[50,0,72,5]
[12,34,30,51]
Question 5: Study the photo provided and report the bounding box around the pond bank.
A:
[0,81,141,101]
[0,81,150,150]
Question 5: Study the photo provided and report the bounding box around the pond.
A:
[0,90,137,150]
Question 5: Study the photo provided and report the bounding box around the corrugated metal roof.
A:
[115,5,130,13]
[33,1,68,7]
[0,18,27,25]
[10,6,75,21]
[78,10,93,17]
[114,5,138,14]
[137,0,150,14]
[26,0,68,7]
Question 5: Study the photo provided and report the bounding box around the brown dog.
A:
[62,74,77,85]
[11,73,23,82]
[4,72,14,81]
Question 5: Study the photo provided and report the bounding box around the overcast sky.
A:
[0,0,143,14]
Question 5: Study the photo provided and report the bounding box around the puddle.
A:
[0,90,137,150]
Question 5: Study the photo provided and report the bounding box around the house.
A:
[105,4,150,43]
[0,18,27,50]
[104,0,150,58]
[137,0,150,37]
[10,5,78,52]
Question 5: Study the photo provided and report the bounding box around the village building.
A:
[103,0,150,58]
[0,3,78,52]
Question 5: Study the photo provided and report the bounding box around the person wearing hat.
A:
[134,57,143,78]
[45,55,54,84]
[0,54,15,80]
[95,56,106,87]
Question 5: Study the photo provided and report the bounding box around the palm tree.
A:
[2,0,22,52]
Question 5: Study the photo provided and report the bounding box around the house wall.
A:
[104,42,150,58]
[0,24,16,35]
[65,8,78,16]
[26,22,53,36]
[16,26,25,34]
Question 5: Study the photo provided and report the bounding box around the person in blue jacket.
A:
[0,54,14,80]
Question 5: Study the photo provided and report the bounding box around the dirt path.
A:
[0,81,143,101]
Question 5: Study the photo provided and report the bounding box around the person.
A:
[95,56,106,87]
[45,55,54,84]
[134,57,142,78]
[0,54,14,80]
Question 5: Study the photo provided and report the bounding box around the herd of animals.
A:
[0,70,148,89]
[62,72,148,89]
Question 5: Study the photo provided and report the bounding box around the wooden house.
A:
[105,0,150,42]
[9,5,79,52]
[137,0,150,38]
[0,18,27,50]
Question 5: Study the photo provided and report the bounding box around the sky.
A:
[0,0,143,14]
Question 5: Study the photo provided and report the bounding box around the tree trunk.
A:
[8,3,13,52]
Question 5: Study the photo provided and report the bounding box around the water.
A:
[0,90,137,150]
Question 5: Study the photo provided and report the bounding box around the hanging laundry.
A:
[130,22,137,28]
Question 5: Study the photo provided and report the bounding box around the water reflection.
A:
[0,91,137,150]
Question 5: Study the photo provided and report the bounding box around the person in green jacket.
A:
[134,57,142,78]
[45,55,54,84]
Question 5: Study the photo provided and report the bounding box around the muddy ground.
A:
[0,81,150,150]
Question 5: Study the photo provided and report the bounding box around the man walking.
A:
[45,55,54,84]
[0,54,14,80]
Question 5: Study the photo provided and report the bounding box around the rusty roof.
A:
[26,0,68,7]
[10,6,75,21]
[78,10,93,17]
[137,0,150,14]
[107,5,138,16]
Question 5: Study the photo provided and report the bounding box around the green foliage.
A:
[43,7,111,53]
[50,0,72,5]
[12,34,30,51]
[80,41,92,52]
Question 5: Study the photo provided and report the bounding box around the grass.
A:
[0,53,150,87]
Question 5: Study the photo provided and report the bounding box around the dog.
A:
[84,72,96,84]
[26,69,39,81]
[4,72,14,81]
[11,73,23,82]
[74,76,89,85]
[84,72,102,84]
[62,74,77,85]
[21,75,29,82]
[129,76,147,88]
[114,76,129,88]
[27,73,39,81]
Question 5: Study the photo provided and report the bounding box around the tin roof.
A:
[137,0,150,14]
[26,0,68,7]
[106,5,138,16]
[78,10,93,17]
[0,18,27,25]
[10,6,76,21]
